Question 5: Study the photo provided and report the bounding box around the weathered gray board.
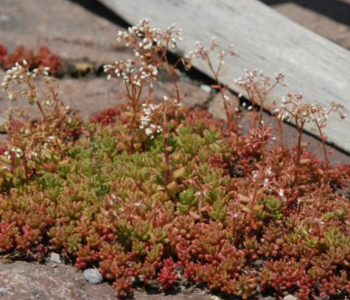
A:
[99,0,350,154]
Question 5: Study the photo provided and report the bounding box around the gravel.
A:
[50,252,62,264]
[83,269,103,284]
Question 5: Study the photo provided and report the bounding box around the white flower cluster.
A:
[139,103,163,139]
[1,60,51,102]
[186,37,235,63]
[275,93,346,124]
[103,59,158,86]
[186,41,209,60]
[104,19,183,88]
[116,19,182,51]
[185,38,236,124]
[3,147,23,159]
[27,151,38,160]
[234,69,285,90]
[2,148,38,164]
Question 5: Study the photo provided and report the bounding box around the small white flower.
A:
[263,178,269,187]
[278,189,284,197]
[145,128,153,136]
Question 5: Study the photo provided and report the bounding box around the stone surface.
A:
[0,0,131,63]
[153,81,211,107]
[0,260,116,300]
[273,3,350,49]
[260,0,350,50]
[83,268,103,284]
[0,261,213,300]
[208,92,239,121]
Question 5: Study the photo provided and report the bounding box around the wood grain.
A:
[99,0,350,154]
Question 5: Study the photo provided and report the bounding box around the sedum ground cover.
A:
[0,20,350,299]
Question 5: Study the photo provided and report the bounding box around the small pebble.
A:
[83,268,103,284]
[177,286,185,293]
[200,84,211,93]
[50,252,62,264]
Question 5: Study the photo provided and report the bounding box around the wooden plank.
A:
[99,0,350,154]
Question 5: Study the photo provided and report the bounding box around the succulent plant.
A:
[0,19,349,300]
